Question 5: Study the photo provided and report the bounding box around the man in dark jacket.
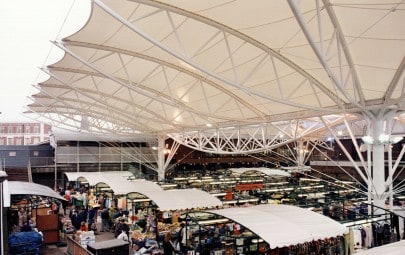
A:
[87,206,97,230]
[100,208,110,232]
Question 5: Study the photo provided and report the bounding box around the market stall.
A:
[228,167,291,178]
[3,181,67,253]
[4,181,66,203]
[127,189,223,254]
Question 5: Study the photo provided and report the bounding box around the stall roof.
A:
[228,167,290,177]
[106,177,163,195]
[64,171,162,195]
[64,171,134,186]
[354,240,405,255]
[3,181,65,207]
[142,189,222,211]
[207,204,347,248]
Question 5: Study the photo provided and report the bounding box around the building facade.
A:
[0,122,51,146]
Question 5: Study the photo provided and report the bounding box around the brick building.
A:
[0,122,51,145]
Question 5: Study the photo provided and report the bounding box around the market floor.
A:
[39,228,116,255]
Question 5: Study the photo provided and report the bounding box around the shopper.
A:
[100,207,110,232]
[178,222,189,254]
[77,208,87,230]
[114,217,129,238]
[87,206,97,230]
[163,232,178,255]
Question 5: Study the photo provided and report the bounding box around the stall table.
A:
[86,239,129,255]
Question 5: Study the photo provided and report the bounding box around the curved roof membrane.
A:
[28,0,405,152]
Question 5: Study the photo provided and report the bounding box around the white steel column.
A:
[297,139,307,167]
[157,136,166,181]
[371,118,386,212]
[366,109,398,214]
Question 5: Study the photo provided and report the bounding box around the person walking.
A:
[100,207,110,232]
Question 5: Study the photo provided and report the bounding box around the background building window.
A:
[9,151,16,157]
[24,137,30,145]
[17,126,22,133]
[34,126,39,133]
[7,138,13,145]
[25,126,30,133]
[7,126,12,133]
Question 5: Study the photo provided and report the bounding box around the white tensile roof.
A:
[27,0,405,147]
[207,204,347,248]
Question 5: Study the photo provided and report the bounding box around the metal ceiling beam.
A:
[384,56,405,103]
[169,116,349,154]
[288,0,368,115]
[322,0,365,106]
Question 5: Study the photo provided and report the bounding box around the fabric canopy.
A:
[142,189,222,211]
[229,167,290,177]
[64,171,134,186]
[3,181,65,207]
[64,171,162,195]
[354,240,405,255]
[105,177,163,195]
[207,204,347,248]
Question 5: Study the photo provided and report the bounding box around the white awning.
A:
[142,189,222,211]
[354,240,405,255]
[64,171,162,195]
[3,181,65,207]
[229,167,290,177]
[106,178,163,195]
[64,171,134,186]
[206,204,347,248]
[281,166,312,173]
